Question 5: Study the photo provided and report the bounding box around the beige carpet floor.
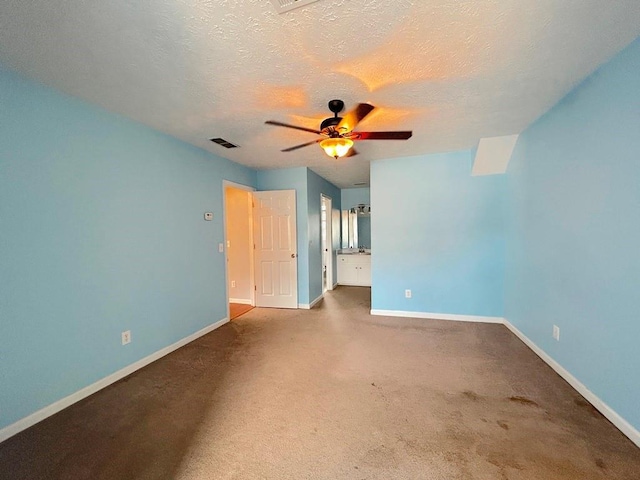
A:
[1,286,639,479]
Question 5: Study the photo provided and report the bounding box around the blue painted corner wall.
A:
[504,37,640,430]
[371,151,506,317]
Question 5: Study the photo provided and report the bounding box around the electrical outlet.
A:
[553,325,560,341]
[405,289,412,298]
[121,330,131,345]
[231,280,236,288]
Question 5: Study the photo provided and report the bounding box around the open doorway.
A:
[225,184,299,317]
[224,181,254,320]
[321,194,333,293]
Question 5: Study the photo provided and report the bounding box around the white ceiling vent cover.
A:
[269,0,322,14]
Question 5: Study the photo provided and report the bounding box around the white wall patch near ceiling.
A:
[472,134,520,176]
[269,0,322,14]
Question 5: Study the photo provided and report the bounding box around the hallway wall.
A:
[225,186,252,303]
[307,169,341,303]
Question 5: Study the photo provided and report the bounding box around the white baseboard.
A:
[503,319,640,448]
[299,293,324,310]
[370,309,504,324]
[229,298,252,305]
[0,317,229,444]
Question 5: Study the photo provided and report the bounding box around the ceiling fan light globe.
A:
[320,138,354,159]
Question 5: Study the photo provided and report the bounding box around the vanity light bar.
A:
[350,204,370,215]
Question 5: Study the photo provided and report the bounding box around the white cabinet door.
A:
[337,256,358,284]
[337,255,371,286]
[357,262,371,286]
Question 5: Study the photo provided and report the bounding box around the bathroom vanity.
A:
[337,253,371,286]
[338,202,372,286]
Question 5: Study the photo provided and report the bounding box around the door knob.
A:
[291,253,297,258]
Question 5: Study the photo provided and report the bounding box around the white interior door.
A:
[321,195,333,292]
[252,190,298,308]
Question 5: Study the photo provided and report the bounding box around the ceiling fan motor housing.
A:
[321,99,345,132]
[320,116,341,131]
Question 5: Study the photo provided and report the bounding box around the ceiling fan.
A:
[265,100,412,159]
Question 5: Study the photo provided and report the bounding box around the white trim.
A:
[370,309,504,324]
[503,319,640,448]
[0,317,229,444]
[229,298,252,305]
[299,293,324,310]
[223,180,256,321]
[223,180,255,191]
[321,194,333,293]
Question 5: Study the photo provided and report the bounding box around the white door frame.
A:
[321,194,334,292]
[222,180,255,320]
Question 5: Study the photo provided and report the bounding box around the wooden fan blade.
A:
[337,103,375,132]
[281,139,322,152]
[354,131,412,140]
[265,120,322,135]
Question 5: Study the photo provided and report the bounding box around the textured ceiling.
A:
[1,0,639,188]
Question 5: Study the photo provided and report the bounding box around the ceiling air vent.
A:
[210,138,239,149]
[269,0,322,14]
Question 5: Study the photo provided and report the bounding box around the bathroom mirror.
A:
[341,204,371,249]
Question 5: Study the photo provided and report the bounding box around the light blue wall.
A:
[256,168,309,305]
[371,152,505,316]
[505,38,640,430]
[341,187,370,210]
[0,66,256,430]
[307,169,341,303]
